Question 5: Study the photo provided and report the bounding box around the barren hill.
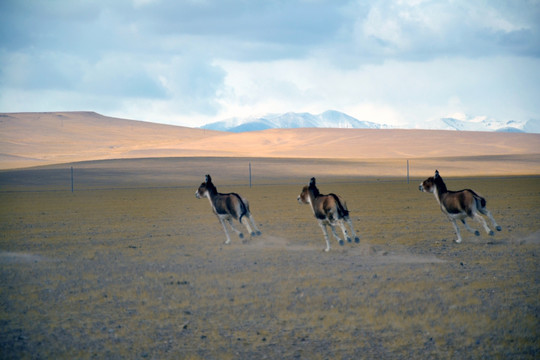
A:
[1,112,539,174]
[0,112,223,169]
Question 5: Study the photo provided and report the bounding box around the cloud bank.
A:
[1,0,539,128]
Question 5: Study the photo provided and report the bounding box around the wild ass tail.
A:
[330,193,349,218]
[232,193,249,222]
[469,189,487,209]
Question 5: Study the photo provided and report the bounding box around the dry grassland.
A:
[0,159,539,359]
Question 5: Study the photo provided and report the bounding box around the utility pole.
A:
[407,160,410,184]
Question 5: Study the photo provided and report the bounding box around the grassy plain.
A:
[0,159,539,359]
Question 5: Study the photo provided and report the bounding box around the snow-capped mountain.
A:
[426,116,538,133]
[438,117,524,132]
[201,110,390,132]
[201,110,539,133]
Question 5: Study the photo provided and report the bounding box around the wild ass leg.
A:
[329,223,345,246]
[217,216,233,244]
[226,217,245,239]
[239,217,254,237]
[472,213,494,236]
[337,220,352,243]
[461,219,480,236]
[479,208,502,232]
[449,218,463,243]
[247,214,262,236]
[241,214,261,237]
[344,217,360,243]
[318,221,332,252]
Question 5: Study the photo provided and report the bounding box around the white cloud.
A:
[342,0,540,62]
[0,0,539,129]
[212,54,540,129]
[362,6,409,51]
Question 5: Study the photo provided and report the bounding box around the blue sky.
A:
[1,0,539,128]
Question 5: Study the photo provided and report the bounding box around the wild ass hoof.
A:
[496,226,502,231]
[239,233,244,239]
[489,230,494,236]
[338,239,344,246]
[354,237,360,243]
[455,239,462,244]
[255,231,262,236]
[474,230,480,236]
[346,237,352,243]
[324,247,330,252]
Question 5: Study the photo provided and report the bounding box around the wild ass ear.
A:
[434,170,439,178]
[309,177,316,186]
[205,174,212,183]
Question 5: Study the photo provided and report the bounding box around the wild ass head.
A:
[195,174,217,199]
[298,177,319,204]
[419,170,442,194]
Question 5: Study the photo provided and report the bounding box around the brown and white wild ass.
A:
[195,175,261,244]
[297,177,360,252]
[419,170,501,243]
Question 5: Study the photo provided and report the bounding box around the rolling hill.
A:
[1,112,539,175]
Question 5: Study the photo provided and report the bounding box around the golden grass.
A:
[1,174,539,358]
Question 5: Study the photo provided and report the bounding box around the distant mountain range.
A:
[201,110,390,132]
[430,117,540,133]
[201,110,539,133]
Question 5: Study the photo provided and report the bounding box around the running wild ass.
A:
[297,177,360,252]
[196,175,261,244]
[419,170,501,243]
